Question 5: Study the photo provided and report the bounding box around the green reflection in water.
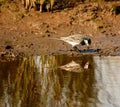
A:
[0,54,95,107]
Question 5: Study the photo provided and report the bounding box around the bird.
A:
[59,60,83,72]
[50,34,91,51]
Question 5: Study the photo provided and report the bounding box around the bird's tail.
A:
[49,37,62,41]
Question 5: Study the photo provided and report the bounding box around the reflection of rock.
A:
[0,51,16,61]
[59,60,83,73]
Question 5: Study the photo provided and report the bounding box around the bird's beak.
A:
[84,40,89,46]
[84,40,90,49]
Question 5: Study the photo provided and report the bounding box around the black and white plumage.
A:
[50,34,91,50]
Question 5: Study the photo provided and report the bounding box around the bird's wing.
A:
[49,34,85,46]
[60,34,83,43]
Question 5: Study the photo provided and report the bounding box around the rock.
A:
[112,4,120,15]
[5,45,13,50]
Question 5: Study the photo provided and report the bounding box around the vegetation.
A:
[22,0,56,12]
[0,0,120,13]
[22,0,120,12]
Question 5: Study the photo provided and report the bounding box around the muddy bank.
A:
[0,1,120,60]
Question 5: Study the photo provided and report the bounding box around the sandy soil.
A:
[0,1,120,60]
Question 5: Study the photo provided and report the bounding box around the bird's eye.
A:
[88,39,91,44]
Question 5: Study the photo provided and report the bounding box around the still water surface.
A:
[0,55,120,107]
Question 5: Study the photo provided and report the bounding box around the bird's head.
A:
[80,38,91,47]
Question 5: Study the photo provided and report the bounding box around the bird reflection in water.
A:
[59,60,90,72]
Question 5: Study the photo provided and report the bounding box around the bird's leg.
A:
[73,46,81,52]
[86,46,90,50]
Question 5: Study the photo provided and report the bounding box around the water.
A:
[0,55,120,107]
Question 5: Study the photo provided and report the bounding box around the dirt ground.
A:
[0,1,120,59]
